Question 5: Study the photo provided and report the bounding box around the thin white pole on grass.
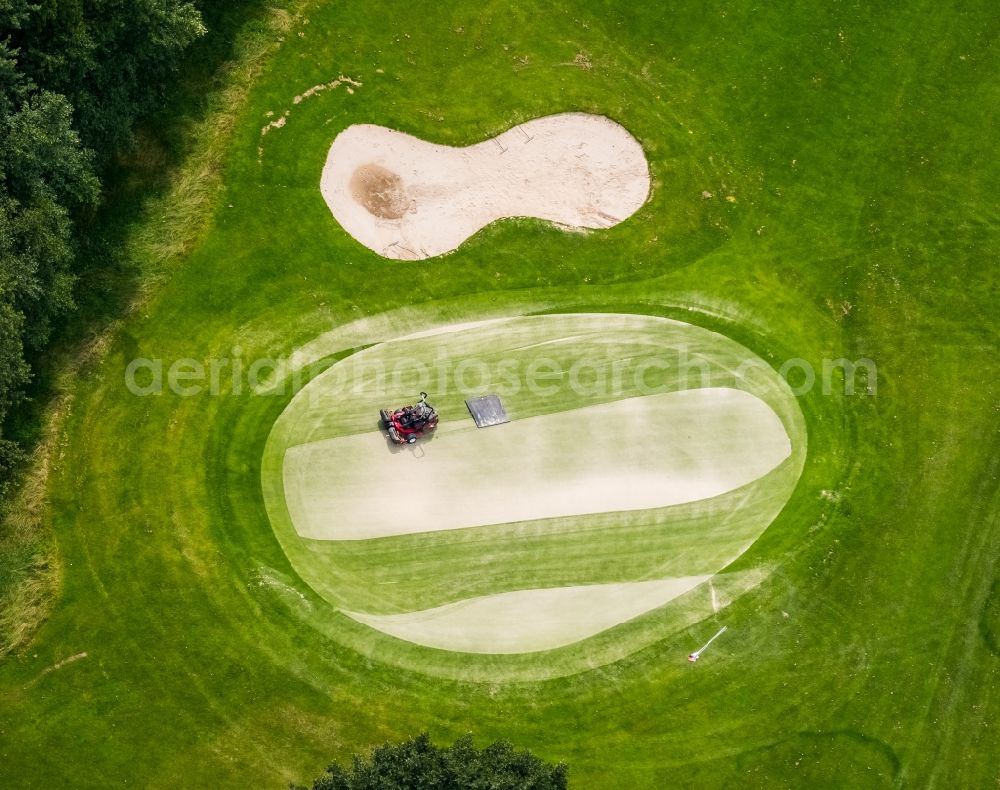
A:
[687,625,728,663]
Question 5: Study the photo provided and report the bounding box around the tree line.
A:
[0,0,205,487]
[294,734,569,790]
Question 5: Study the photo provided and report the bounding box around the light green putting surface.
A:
[262,312,806,659]
[284,388,791,539]
[344,576,712,654]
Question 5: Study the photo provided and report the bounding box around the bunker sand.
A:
[320,113,651,258]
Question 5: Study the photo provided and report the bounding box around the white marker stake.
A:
[687,625,728,663]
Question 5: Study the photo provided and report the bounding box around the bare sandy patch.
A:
[348,164,410,219]
[282,387,791,540]
[345,576,710,654]
[320,112,651,259]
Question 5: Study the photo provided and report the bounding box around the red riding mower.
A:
[379,392,439,444]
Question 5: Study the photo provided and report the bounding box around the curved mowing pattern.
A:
[345,577,712,654]
[284,388,791,539]
[262,313,807,665]
[320,113,651,259]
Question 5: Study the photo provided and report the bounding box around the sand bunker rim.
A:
[320,112,652,259]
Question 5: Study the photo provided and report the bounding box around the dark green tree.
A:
[0,90,99,346]
[0,0,204,486]
[0,299,28,489]
[4,0,205,156]
[0,81,99,455]
[294,734,568,790]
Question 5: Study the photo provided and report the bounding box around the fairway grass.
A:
[1,0,998,787]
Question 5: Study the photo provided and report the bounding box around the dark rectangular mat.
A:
[465,394,510,428]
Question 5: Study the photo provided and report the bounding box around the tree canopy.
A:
[294,734,569,790]
[0,0,204,485]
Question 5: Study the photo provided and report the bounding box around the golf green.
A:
[263,312,805,665]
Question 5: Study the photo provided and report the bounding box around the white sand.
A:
[320,112,651,259]
[344,576,711,654]
[282,387,792,540]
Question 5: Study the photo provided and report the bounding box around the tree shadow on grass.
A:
[10,0,280,448]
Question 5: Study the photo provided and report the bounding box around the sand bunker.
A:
[320,112,651,259]
[345,577,711,654]
[283,388,792,540]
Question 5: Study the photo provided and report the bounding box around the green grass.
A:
[1,0,999,787]
[0,0,297,658]
[262,312,805,673]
